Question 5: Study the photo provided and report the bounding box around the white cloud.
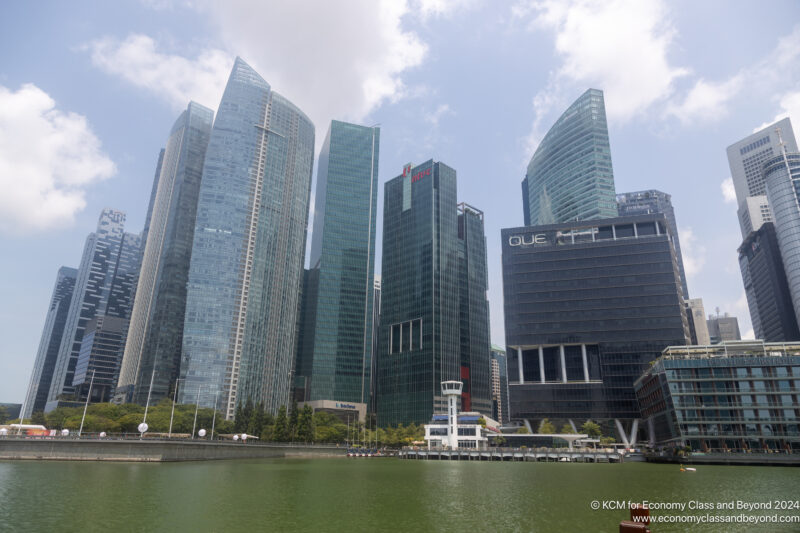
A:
[665,76,743,124]
[515,0,687,125]
[754,90,800,133]
[721,177,737,204]
[679,227,706,278]
[424,104,453,127]
[0,84,116,234]
[414,0,479,19]
[85,34,232,110]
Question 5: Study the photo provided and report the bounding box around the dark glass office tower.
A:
[180,58,314,418]
[296,121,379,406]
[116,102,213,405]
[490,345,510,424]
[73,316,130,403]
[617,190,688,298]
[522,88,617,226]
[48,210,141,404]
[378,160,461,426]
[502,214,689,446]
[739,223,800,342]
[457,203,491,416]
[21,267,77,419]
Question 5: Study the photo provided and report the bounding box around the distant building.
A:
[707,315,741,343]
[116,102,213,405]
[73,316,130,403]
[634,341,800,453]
[370,277,381,414]
[502,214,689,446]
[738,223,800,342]
[295,121,380,407]
[684,298,711,345]
[617,190,688,298]
[21,267,77,419]
[726,117,797,238]
[522,88,617,226]
[47,209,141,404]
[490,345,510,424]
[764,151,800,332]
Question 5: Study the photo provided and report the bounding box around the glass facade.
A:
[522,88,617,226]
[48,210,141,403]
[617,190,688,299]
[21,267,77,418]
[378,161,461,426]
[502,214,689,435]
[764,152,800,332]
[738,223,800,342]
[635,341,800,453]
[73,315,129,402]
[180,58,314,418]
[490,344,510,424]
[296,121,380,405]
[116,102,213,405]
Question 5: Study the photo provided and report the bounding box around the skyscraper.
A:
[47,209,141,405]
[490,345,509,424]
[726,117,797,237]
[764,151,800,330]
[684,298,711,345]
[21,267,77,419]
[522,88,617,226]
[738,223,800,341]
[377,160,491,426]
[116,102,213,405]
[180,58,314,418]
[72,315,130,403]
[706,315,741,343]
[617,190,688,298]
[457,203,491,416]
[296,121,379,406]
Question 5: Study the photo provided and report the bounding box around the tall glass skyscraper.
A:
[48,209,141,404]
[116,101,213,405]
[21,267,77,418]
[296,121,379,405]
[522,88,617,226]
[617,190,689,298]
[764,151,800,332]
[180,58,314,418]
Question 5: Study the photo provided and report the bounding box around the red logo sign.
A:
[411,168,430,183]
[402,163,413,177]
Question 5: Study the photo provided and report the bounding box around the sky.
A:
[2,0,800,404]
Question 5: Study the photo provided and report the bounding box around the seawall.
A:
[0,438,347,462]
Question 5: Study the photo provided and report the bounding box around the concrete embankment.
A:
[0,438,347,462]
[646,453,800,467]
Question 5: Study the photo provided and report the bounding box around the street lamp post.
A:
[210,390,219,440]
[78,369,96,437]
[168,378,184,438]
[191,385,201,439]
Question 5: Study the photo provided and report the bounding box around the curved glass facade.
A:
[764,153,800,332]
[522,88,617,226]
[180,58,314,418]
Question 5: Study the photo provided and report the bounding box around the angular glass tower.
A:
[296,121,379,405]
[180,58,315,418]
[522,88,617,226]
[116,101,213,405]
[21,267,77,418]
[48,209,141,403]
[617,190,689,298]
[378,160,489,426]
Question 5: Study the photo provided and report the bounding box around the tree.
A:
[478,417,487,428]
[516,426,530,434]
[288,400,299,440]
[559,423,573,434]
[31,411,47,426]
[273,405,290,442]
[297,405,315,442]
[580,420,602,438]
[233,402,245,433]
[494,435,507,447]
[0,405,8,424]
[248,402,266,437]
[539,419,555,434]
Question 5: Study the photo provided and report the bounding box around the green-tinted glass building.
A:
[296,120,380,405]
[522,88,618,226]
[378,161,492,426]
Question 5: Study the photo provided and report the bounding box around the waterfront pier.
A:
[399,447,623,462]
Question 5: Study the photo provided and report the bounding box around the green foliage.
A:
[599,436,616,445]
[477,417,486,428]
[273,405,290,442]
[288,400,299,440]
[559,423,573,434]
[494,435,507,447]
[539,419,555,434]
[515,426,530,434]
[31,411,47,426]
[580,420,602,438]
[0,405,9,424]
[296,405,315,442]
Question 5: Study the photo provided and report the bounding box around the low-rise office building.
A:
[634,341,800,453]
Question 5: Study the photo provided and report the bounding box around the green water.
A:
[1,459,798,532]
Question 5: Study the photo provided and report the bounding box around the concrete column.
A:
[538,346,545,383]
[629,419,639,448]
[581,344,589,382]
[559,345,567,383]
[517,347,524,385]
[615,419,630,448]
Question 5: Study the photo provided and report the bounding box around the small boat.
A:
[679,464,697,472]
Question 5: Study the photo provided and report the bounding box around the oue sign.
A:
[508,234,547,246]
